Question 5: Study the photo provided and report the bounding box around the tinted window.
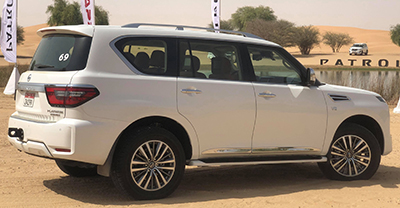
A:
[179,40,242,81]
[116,39,168,75]
[248,46,302,84]
[30,35,92,71]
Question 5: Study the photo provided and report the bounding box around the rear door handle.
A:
[258,92,276,98]
[181,88,202,94]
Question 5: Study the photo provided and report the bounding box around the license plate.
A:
[23,92,35,107]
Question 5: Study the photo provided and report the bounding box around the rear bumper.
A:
[8,114,123,165]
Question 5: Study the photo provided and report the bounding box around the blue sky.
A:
[18,0,400,30]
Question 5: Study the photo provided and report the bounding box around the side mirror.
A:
[306,68,316,86]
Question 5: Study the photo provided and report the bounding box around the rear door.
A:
[177,40,256,158]
[14,33,92,122]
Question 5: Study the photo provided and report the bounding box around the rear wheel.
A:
[55,159,98,177]
[318,123,381,180]
[111,127,185,200]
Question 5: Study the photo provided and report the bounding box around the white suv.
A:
[349,43,368,55]
[8,24,391,200]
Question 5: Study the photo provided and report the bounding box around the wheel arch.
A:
[97,116,193,177]
[337,115,384,154]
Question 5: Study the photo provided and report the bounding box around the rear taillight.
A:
[45,85,100,108]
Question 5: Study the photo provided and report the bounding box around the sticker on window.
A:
[59,53,70,62]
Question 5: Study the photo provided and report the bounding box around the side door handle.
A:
[181,88,202,94]
[258,91,276,98]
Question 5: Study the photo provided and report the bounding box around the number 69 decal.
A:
[59,53,70,62]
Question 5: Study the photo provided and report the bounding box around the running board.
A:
[188,157,327,167]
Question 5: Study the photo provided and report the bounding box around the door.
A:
[248,46,328,155]
[177,40,255,157]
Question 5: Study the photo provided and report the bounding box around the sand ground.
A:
[1,91,400,207]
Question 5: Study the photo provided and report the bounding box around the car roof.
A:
[37,24,281,48]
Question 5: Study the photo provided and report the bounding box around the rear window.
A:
[29,34,92,71]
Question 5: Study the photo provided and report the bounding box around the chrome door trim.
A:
[202,147,320,155]
[202,148,251,155]
[252,147,320,155]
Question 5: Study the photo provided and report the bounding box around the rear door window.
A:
[30,34,92,71]
[114,38,175,76]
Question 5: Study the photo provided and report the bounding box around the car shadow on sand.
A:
[43,163,400,205]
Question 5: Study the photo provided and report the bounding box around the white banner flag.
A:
[211,0,220,32]
[81,0,95,25]
[0,0,17,63]
[3,66,20,95]
[394,97,400,113]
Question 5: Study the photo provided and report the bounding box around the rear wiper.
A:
[35,64,55,68]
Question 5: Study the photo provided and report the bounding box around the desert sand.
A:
[1,90,400,207]
[1,24,400,207]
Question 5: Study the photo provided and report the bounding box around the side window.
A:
[117,39,167,75]
[179,40,242,81]
[248,46,302,84]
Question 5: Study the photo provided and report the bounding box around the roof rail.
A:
[122,23,264,40]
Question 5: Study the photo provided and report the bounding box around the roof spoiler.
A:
[122,23,264,40]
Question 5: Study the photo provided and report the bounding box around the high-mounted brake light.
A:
[45,85,100,108]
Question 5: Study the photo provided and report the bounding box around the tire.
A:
[55,159,98,177]
[318,123,381,180]
[365,50,368,55]
[111,127,185,200]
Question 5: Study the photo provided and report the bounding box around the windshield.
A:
[29,34,92,71]
[352,44,363,47]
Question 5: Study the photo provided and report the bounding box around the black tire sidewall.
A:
[319,123,381,180]
[111,127,185,200]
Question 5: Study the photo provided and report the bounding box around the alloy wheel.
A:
[130,140,176,191]
[330,135,371,177]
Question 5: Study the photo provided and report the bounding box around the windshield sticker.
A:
[59,53,70,62]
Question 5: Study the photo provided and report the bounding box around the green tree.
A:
[293,25,320,55]
[390,24,400,47]
[245,19,296,47]
[207,20,234,31]
[46,0,109,26]
[323,32,354,52]
[17,25,25,45]
[231,6,277,31]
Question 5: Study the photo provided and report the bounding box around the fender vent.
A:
[329,94,350,101]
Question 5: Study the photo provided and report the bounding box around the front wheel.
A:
[111,127,185,200]
[318,123,381,180]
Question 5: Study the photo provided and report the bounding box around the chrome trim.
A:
[202,148,251,155]
[202,147,320,155]
[17,83,98,92]
[188,157,328,166]
[252,147,320,155]
[17,82,46,92]
[258,92,276,98]
[329,94,351,102]
[181,89,202,94]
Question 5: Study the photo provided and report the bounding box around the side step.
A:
[188,157,327,167]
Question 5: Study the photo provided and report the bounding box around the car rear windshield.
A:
[29,34,92,71]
